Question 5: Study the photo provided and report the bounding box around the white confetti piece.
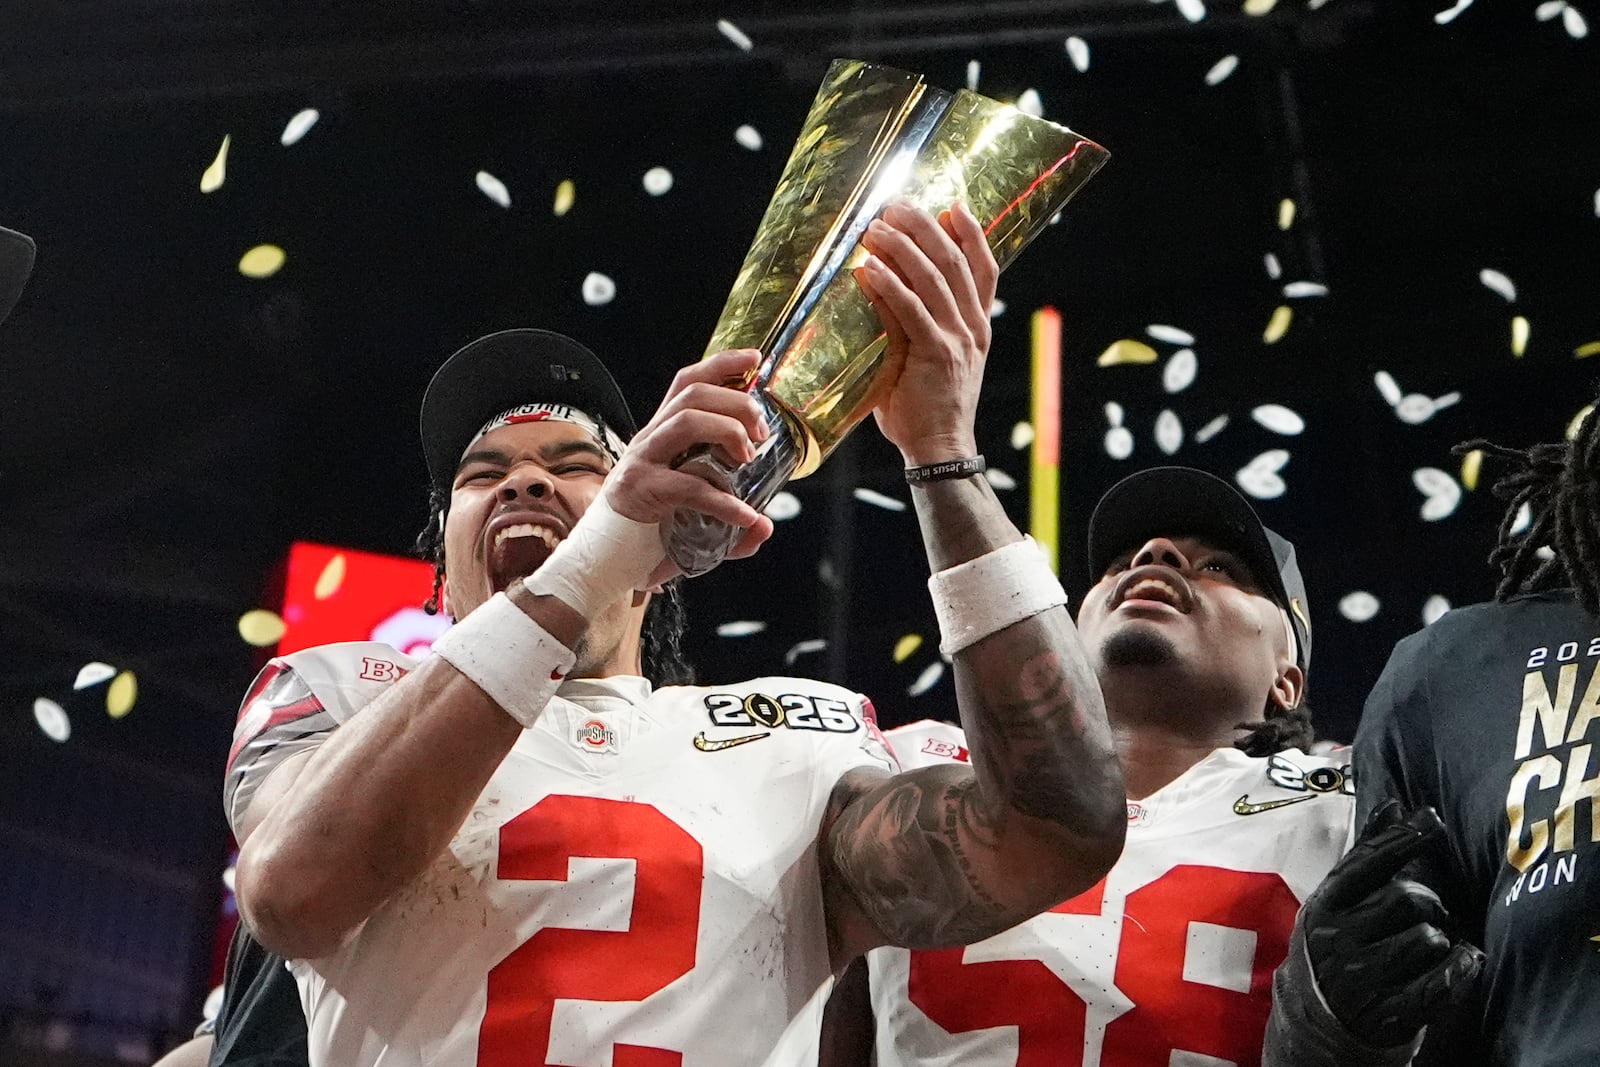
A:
[854,487,907,511]
[1205,55,1240,85]
[764,491,801,521]
[1396,394,1435,424]
[1512,501,1533,534]
[735,124,764,151]
[1195,414,1230,443]
[1252,404,1305,435]
[1146,323,1196,346]
[909,661,946,697]
[1237,465,1287,500]
[1338,591,1380,623]
[1155,410,1184,455]
[1537,0,1568,19]
[1375,371,1403,407]
[1105,402,1126,427]
[203,984,226,1022]
[34,698,69,743]
[984,468,1017,491]
[818,558,840,588]
[989,299,1006,318]
[1011,421,1035,449]
[785,638,828,666]
[716,620,766,638]
[1433,0,1474,24]
[1248,449,1291,474]
[200,135,230,193]
[966,59,981,91]
[1423,595,1451,626]
[1564,4,1589,37]
[1105,426,1135,460]
[1163,348,1198,393]
[1308,0,1330,8]
[74,662,116,690]
[1066,36,1091,73]
[1283,281,1328,298]
[582,271,616,306]
[1017,89,1044,117]
[1569,404,1595,439]
[475,170,511,209]
[280,109,319,146]
[716,18,753,50]
[1512,315,1530,357]
[1413,467,1462,522]
[221,867,237,893]
[642,167,674,196]
[1264,252,1283,280]
[1432,391,1462,414]
[1175,0,1207,22]
[1479,268,1517,303]
[1593,187,1599,217]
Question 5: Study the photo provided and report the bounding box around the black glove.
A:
[1301,800,1485,1049]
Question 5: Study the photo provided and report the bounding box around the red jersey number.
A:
[478,795,703,1067]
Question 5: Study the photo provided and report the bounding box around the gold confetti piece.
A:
[1263,305,1293,344]
[553,179,575,217]
[1278,198,1296,230]
[1096,339,1159,366]
[1568,404,1594,440]
[315,553,346,599]
[893,634,923,663]
[238,244,285,278]
[1575,341,1600,359]
[34,698,70,742]
[1243,0,1277,12]
[201,135,231,193]
[1461,448,1483,490]
[1512,315,1530,357]
[238,609,287,647]
[73,662,116,690]
[107,671,138,718]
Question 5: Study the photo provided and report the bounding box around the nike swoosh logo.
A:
[693,731,770,753]
[1233,793,1316,816]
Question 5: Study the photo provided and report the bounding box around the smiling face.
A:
[1077,534,1302,725]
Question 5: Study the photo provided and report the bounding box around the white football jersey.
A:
[871,720,1354,1067]
[225,641,897,1067]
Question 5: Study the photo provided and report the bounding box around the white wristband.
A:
[431,592,576,728]
[929,536,1069,655]
[523,492,663,618]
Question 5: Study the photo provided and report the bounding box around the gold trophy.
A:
[664,58,1109,575]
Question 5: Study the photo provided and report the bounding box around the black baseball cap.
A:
[1087,466,1312,671]
[420,328,637,494]
[0,225,36,327]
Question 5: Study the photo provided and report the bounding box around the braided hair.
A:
[414,484,697,686]
[1455,400,1600,615]
[1237,695,1315,757]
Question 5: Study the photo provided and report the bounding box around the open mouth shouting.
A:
[1108,565,1195,614]
[484,511,568,591]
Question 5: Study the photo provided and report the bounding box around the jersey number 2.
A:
[908,865,1298,1067]
[478,795,702,1067]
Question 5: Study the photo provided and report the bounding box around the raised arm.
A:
[820,201,1125,964]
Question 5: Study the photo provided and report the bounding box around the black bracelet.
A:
[904,455,987,484]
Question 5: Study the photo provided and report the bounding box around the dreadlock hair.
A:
[1236,693,1315,758]
[1454,408,1600,616]
[414,483,697,687]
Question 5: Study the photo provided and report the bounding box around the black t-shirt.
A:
[208,924,309,1067]
[1357,590,1600,1067]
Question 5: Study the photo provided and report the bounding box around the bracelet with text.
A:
[905,455,986,484]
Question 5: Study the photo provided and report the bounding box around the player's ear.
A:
[439,574,456,620]
[1269,663,1304,713]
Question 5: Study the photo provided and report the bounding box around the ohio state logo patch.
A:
[574,719,618,754]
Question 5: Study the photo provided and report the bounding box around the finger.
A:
[660,470,766,529]
[642,380,770,445]
[859,253,942,354]
[637,409,761,469]
[1362,940,1485,1044]
[864,214,965,334]
[726,514,775,560]
[1315,805,1446,911]
[661,349,763,402]
[855,263,911,365]
[883,201,985,336]
[1332,877,1449,940]
[947,201,1000,311]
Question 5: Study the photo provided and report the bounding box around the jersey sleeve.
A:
[1354,628,1441,827]
[883,719,970,772]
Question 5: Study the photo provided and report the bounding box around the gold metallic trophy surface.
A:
[664,59,1109,575]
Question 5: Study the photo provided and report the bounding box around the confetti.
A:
[1575,341,1600,358]
[1375,371,1403,407]
[853,487,907,511]
[1205,55,1240,85]
[201,135,230,193]
[221,867,237,893]
[1413,467,1462,522]
[1237,465,1287,500]
[909,661,946,697]
[238,609,287,647]
[1263,305,1293,344]
[1097,339,1159,366]
[1146,324,1196,346]
[818,558,840,588]
[74,662,116,690]
[784,638,827,666]
[1479,268,1517,303]
[642,167,674,196]
[1434,0,1475,24]
[1396,394,1435,424]
[894,634,924,663]
[315,553,347,600]
[280,109,319,146]
[202,984,226,1022]
[1461,448,1483,490]
[984,468,1018,491]
[1537,545,1557,561]
[735,125,764,151]
[553,179,576,217]
[1244,0,1277,11]
[1432,391,1462,415]
[1175,0,1207,23]
[1512,501,1533,534]
[1105,402,1126,427]
[966,60,981,91]
[1283,281,1328,298]
[989,299,1006,318]
[1423,595,1452,626]
[1338,592,1380,623]
[1016,89,1044,117]
[1594,187,1600,217]
[583,271,617,306]
[1155,410,1183,455]
[1252,404,1305,435]
[475,170,511,209]
[1565,5,1589,37]
[1066,36,1091,73]
[764,491,801,521]
[34,698,69,743]
[716,18,753,51]
[1568,403,1595,440]
[716,620,766,637]
[1195,414,1230,443]
[1105,426,1135,460]
[1278,199,1296,230]
[1537,0,1567,19]
[238,245,285,279]
[1512,315,1530,357]
[1264,253,1283,280]
[1011,421,1036,449]
[1163,349,1198,393]
[107,671,138,718]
